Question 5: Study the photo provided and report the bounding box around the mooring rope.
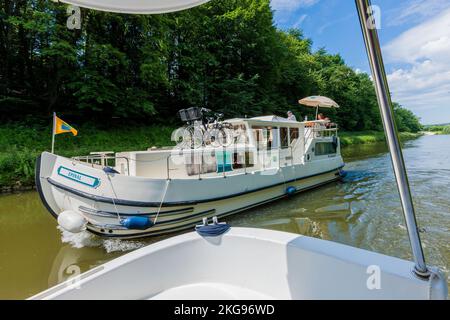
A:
[105,173,122,224]
[153,179,171,225]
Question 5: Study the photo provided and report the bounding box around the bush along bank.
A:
[339,131,423,147]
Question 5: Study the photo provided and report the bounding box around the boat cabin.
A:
[74,116,340,180]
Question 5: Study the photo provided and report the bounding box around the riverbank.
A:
[0,125,422,192]
[339,131,422,147]
[422,125,450,135]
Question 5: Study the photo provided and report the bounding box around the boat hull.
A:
[36,152,344,239]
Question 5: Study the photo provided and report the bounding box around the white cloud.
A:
[384,8,450,124]
[293,14,308,29]
[386,0,450,26]
[271,0,319,12]
[317,13,354,34]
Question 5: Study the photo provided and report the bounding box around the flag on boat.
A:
[54,114,78,136]
[51,113,77,153]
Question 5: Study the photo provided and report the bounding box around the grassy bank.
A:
[422,125,450,135]
[339,131,422,147]
[0,124,174,191]
[0,125,423,191]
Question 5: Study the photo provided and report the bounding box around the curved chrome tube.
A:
[355,0,429,277]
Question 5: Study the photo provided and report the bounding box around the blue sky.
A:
[271,0,450,125]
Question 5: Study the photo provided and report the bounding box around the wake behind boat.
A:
[36,108,345,239]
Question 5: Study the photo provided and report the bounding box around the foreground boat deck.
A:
[149,283,272,300]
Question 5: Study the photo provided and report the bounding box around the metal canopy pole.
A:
[354,0,429,277]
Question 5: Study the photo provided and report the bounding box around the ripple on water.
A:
[102,239,148,254]
[58,226,149,253]
[58,227,103,249]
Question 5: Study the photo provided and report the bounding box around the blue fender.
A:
[286,186,297,196]
[121,216,154,230]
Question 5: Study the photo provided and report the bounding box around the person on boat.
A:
[287,111,297,122]
[318,113,335,128]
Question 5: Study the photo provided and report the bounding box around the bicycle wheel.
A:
[172,127,189,149]
[189,125,205,149]
[172,126,202,149]
[210,127,234,147]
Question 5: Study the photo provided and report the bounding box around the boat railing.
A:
[165,145,296,180]
[72,146,295,180]
[72,153,131,176]
[304,122,339,151]
[313,127,338,137]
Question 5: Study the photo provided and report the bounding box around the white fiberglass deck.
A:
[30,228,447,300]
[150,283,272,300]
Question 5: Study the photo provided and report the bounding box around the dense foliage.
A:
[1,0,421,132]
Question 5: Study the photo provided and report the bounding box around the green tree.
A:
[393,103,422,133]
[0,0,421,131]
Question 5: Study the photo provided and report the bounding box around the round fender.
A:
[286,186,297,196]
[58,211,87,233]
[121,216,154,230]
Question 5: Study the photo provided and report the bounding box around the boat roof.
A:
[227,115,301,127]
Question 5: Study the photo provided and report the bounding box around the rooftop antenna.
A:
[355,0,429,278]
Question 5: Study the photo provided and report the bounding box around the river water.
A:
[0,135,449,299]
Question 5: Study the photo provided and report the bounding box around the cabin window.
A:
[233,152,255,169]
[233,124,249,144]
[253,126,278,150]
[280,128,289,148]
[252,127,263,150]
[315,142,337,156]
[290,128,299,145]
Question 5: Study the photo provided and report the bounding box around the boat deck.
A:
[149,282,272,300]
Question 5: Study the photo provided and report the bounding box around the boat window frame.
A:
[314,142,337,156]
[252,125,279,150]
[289,127,300,146]
[280,127,289,148]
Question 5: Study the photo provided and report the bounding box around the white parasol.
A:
[298,96,340,120]
[52,0,210,14]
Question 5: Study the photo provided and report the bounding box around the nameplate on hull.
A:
[57,166,101,188]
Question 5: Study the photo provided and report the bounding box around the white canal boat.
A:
[31,0,448,300]
[37,114,345,238]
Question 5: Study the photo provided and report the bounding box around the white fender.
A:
[58,211,87,233]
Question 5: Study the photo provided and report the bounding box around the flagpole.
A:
[51,112,56,154]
